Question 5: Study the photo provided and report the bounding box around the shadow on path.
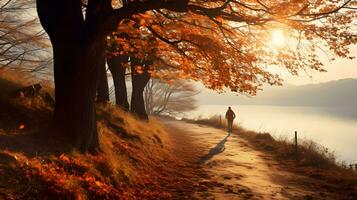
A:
[198,133,230,164]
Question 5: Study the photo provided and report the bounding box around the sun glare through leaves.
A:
[270,29,286,49]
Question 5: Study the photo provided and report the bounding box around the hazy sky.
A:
[279,46,357,86]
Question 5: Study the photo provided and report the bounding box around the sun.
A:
[270,29,286,48]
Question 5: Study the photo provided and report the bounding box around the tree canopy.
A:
[34,0,356,152]
[106,0,356,95]
[1,0,50,74]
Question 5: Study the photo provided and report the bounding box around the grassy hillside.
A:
[0,70,191,199]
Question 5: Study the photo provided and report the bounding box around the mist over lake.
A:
[184,105,357,163]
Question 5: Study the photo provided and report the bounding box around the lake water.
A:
[183,105,357,163]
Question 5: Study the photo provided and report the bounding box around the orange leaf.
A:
[59,154,70,162]
[95,181,102,187]
[167,79,174,85]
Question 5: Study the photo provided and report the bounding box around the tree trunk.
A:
[107,55,129,111]
[36,0,170,152]
[144,79,153,115]
[50,37,104,153]
[36,0,106,153]
[130,57,151,120]
[96,57,109,103]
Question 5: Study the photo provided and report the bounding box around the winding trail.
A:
[164,120,319,200]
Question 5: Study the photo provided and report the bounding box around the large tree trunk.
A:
[96,57,109,103]
[130,57,151,120]
[35,0,189,152]
[68,38,105,152]
[107,55,129,111]
[36,0,109,153]
[50,37,104,153]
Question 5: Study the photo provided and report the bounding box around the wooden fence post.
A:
[219,115,222,127]
[295,131,298,160]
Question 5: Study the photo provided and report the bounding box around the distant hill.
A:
[196,79,357,107]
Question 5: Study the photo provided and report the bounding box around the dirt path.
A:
[164,120,320,200]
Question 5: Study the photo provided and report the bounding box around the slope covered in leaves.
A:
[0,70,198,199]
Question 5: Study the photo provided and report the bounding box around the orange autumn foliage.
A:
[108,0,356,95]
[18,124,25,130]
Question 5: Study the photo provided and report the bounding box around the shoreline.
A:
[179,105,357,164]
[163,118,357,199]
[180,115,357,170]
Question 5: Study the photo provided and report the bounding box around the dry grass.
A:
[184,114,349,169]
[0,69,33,91]
[184,115,357,197]
[0,69,53,98]
[0,70,183,199]
[0,69,54,108]
[0,104,175,199]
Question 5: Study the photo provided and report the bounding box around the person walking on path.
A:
[225,106,236,133]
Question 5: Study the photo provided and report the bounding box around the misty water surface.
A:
[184,105,357,163]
